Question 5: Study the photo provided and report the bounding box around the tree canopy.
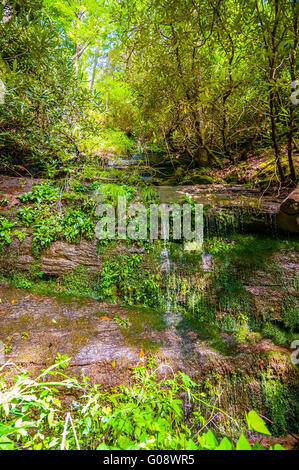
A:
[0,0,297,181]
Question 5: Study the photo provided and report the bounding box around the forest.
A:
[0,0,298,453]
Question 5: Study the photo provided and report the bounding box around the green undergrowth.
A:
[4,252,162,308]
[0,360,285,451]
[203,236,298,341]
[1,179,160,256]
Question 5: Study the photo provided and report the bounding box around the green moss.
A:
[262,322,288,345]
[261,377,295,436]
[168,242,203,272]
[253,154,297,186]
[8,267,98,300]
[282,294,299,333]
[182,174,213,185]
[139,185,159,203]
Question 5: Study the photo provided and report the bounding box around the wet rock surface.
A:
[0,284,294,387]
[159,184,289,234]
[158,184,285,212]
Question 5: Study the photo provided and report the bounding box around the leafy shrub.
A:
[18,182,60,204]
[0,362,282,450]
[98,254,161,306]
[0,217,15,246]
[62,209,95,243]
[17,206,39,226]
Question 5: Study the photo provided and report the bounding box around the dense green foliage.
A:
[114,0,298,178]
[0,180,156,254]
[97,254,161,305]
[0,0,297,182]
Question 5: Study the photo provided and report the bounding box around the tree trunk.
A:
[287,5,297,182]
[269,88,284,182]
[269,0,284,182]
[74,42,80,77]
[90,47,99,92]
[74,10,84,78]
[222,92,230,157]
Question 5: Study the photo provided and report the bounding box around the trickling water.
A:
[160,246,171,273]
[268,212,279,238]
[160,236,183,327]
[202,252,213,272]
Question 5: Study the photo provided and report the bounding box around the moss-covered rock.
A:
[181,170,213,185]
[277,188,299,233]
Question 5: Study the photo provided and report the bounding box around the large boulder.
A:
[277,188,299,232]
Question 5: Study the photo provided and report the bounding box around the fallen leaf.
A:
[139,348,145,366]
[100,316,113,321]
[11,299,15,304]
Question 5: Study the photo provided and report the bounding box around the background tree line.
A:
[0,0,297,182]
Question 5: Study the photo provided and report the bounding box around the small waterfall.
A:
[268,212,278,237]
[160,246,171,273]
[205,214,210,238]
[160,219,183,327]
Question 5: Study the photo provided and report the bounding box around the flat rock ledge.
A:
[1,236,102,275]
